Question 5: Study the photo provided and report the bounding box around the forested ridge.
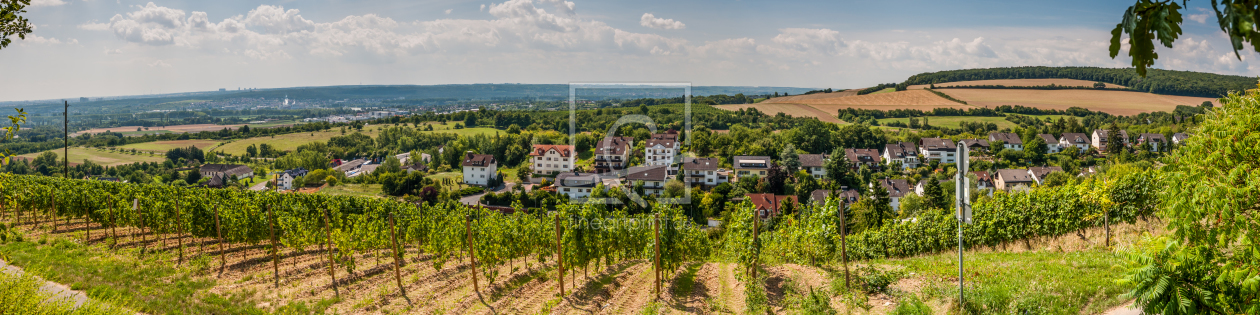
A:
[900,66,1256,98]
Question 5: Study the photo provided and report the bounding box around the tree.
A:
[1024,134,1048,164]
[185,170,202,184]
[823,148,851,187]
[1200,100,1213,108]
[246,144,258,157]
[0,0,34,50]
[923,178,945,210]
[515,164,531,182]
[1041,172,1072,187]
[1110,1,1259,76]
[794,171,820,205]
[1120,84,1260,314]
[1106,122,1124,155]
[376,156,403,174]
[780,144,801,174]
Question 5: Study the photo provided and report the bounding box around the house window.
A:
[760,171,766,175]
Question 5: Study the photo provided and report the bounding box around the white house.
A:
[279,172,295,190]
[461,152,498,186]
[799,154,828,179]
[918,138,957,164]
[1028,166,1064,185]
[988,133,1024,151]
[1038,134,1061,153]
[1059,133,1091,151]
[594,136,633,173]
[529,144,575,174]
[1171,133,1190,144]
[883,142,919,169]
[1092,129,1130,152]
[874,178,911,211]
[682,157,729,187]
[1136,133,1167,152]
[200,164,254,180]
[644,133,680,167]
[556,172,599,199]
[625,165,671,195]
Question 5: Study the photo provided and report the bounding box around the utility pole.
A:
[64,101,68,179]
[954,141,973,312]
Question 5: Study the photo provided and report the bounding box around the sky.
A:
[2,0,1257,102]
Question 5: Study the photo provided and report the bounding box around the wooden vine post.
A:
[752,208,759,280]
[176,199,185,265]
[268,205,279,288]
[84,204,90,244]
[1104,207,1111,248]
[555,214,564,298]
[466,215,479,294]
[839,199,850,288]
[109,197,118,248]
[389,212,409,304]
[321,208,339,299]
[653,212,661,301]
[214,202,224,276]
[50,194,56,232]
[137,199,147,253]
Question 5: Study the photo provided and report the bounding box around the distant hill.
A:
[900,66,1256,98]
[6,84,818,114]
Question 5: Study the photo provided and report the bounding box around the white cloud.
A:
[29,0,66,7]
[480,4,486,11]
[78,22,110,31]
[445,9,453,14]
[639,13,684,30]
[103,47,122,54]
[147,59,171,68]
[1188,8,1211,24]
[17,35,74,45]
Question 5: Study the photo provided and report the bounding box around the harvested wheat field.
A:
[714,103,843,123]
[72,124,246,137]
[907,78,1126,89]
[944,89,1218,115]
[761,89,860,103]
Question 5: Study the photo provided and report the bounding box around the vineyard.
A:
[0,168,1158,314]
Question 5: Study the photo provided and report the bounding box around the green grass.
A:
[18,147,165,167]
[116,140,222,152]
[213,129,382,156]
[317,183,383,198]
[870,88,897,94]
[876,115,1070,131]
[871,249,1130,314]
[0,233,269,314]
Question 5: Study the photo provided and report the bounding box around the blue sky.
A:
[2,0,1255,101]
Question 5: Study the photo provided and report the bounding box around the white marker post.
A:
[955,141,972,311]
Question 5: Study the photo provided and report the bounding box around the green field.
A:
[317,183,383,198]
[214,124,500,156]
[876,115,1070,130]
[17,147,165,167]
[872,249,1129,314]
[116,140,221,152]
[870,87,896,94]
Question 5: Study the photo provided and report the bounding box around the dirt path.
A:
[0,257,91,309]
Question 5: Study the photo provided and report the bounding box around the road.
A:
[459,182,515,206]
[1,258,89,309]
[249,179,268,191]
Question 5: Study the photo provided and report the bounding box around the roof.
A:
[997,169,1035,183]
[595,136,634,156]
[959,139,989,148]
[645,134,679,148]
[359,164,382,174]
[1060,133,1090,144]
[530,144,574,157]
[1037,134,1058,144]
[333,159,367,173]
[798,154,828,167]
[918,138,956,151]
[625,165,670,181]
[844,148,882,164]
[405,162,428,172]
[972,171,993,184]
[876,178,911,198]
[462,152,497,167]
[885,142,918,158]
[1172,132,1189,141]
[282,168,309,178]
[810,189,860,204]
[556,172,600,187]
[988,133,1023,145]
[1139,133,1167,142]
[733,156,772,169]
[200,164,253,176]
[745,193,798,213]
[682,157,721,170]
[1028,166,1064,180]
[1093,129,1130,141]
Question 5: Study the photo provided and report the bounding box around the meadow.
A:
[943,89,1217,115]
[116,140,222,153]
[875,115,1071,130]
[16,147,165,167]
